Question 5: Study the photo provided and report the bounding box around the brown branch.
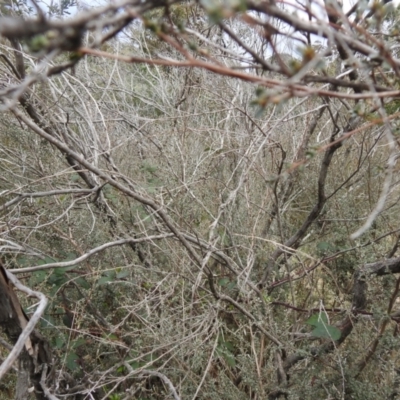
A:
[261,130,343,286]
[80,48,400,101]
[303,75,389,93]
[262,105,326,238]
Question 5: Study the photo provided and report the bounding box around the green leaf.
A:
[311,324,341,341]
[97,276,113,285]
[16,256,30,267]
[306,312,328,327]
[104,270,116,278]
[317,241,335,254]
[307,313,341,341]
[55,334,65,349]
[116,270,130,279]
[66,352,79,371]
[38,256,57,265]
[129,361,146,370]
[116,365,125,374]
[97,269,117,285]
[75,277,90,289]
[222,351,236,367]
[216,345,236,367]
[29,270,47,285]
[72,338,86,349]
[70,173,80,182]
[218,278,230,287]
[317,241,330,251]
[41,315,55,328]
[223,341,234,352]
[227,281,237,290]
[62,314,73,328]
[54,266,74,276]
[263,294,271,303]
[63,252,78,261]
[48,273,68,288]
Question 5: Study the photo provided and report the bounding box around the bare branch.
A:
[0,269,48,380]
[11,234,174,274]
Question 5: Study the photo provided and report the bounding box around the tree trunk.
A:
[0,264,53,400]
